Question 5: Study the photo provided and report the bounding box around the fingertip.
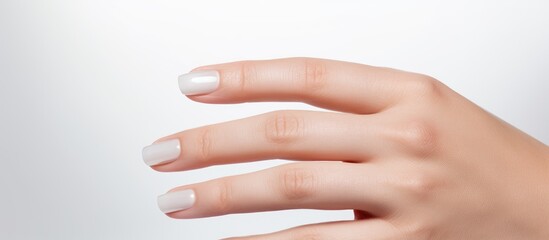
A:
[181,65,243,103]
[157,189,196,215]
[142,139,180,167]
[186,94,235,104]
[150,162,176,172]
[178,70,220,96]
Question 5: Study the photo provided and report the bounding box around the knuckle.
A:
[279,166,317,201]
[214,179,234,214]
[196,128,213,162]
[264,111,304,144]
[395,171,440,201]
[301,58,328,94]
[396,120,438,157]
[237,61,258,92]
[406,74,444,98]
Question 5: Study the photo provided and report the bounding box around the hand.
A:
[142,58,549,239]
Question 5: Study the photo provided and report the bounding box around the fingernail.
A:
[178,70,220,95]
[142,139,181,166]
[157,189,196,213]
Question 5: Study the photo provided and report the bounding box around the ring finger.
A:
[158,162,398,218]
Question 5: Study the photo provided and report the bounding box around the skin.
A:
[148,58,549,239]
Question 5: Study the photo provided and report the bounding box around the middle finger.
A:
[143,110,391,171]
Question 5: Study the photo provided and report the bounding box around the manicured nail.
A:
[142,139,180,166]
[157,189,196,213]
[178,70,219,95]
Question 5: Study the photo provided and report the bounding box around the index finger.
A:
[179,57,429,114]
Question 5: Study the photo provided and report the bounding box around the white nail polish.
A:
[178,70,219,95]
[157,189,196,213]
[142,139,181,166]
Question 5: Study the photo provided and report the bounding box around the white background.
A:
[1,0,548,239]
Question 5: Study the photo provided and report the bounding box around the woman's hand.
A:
[142,58,549,239]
